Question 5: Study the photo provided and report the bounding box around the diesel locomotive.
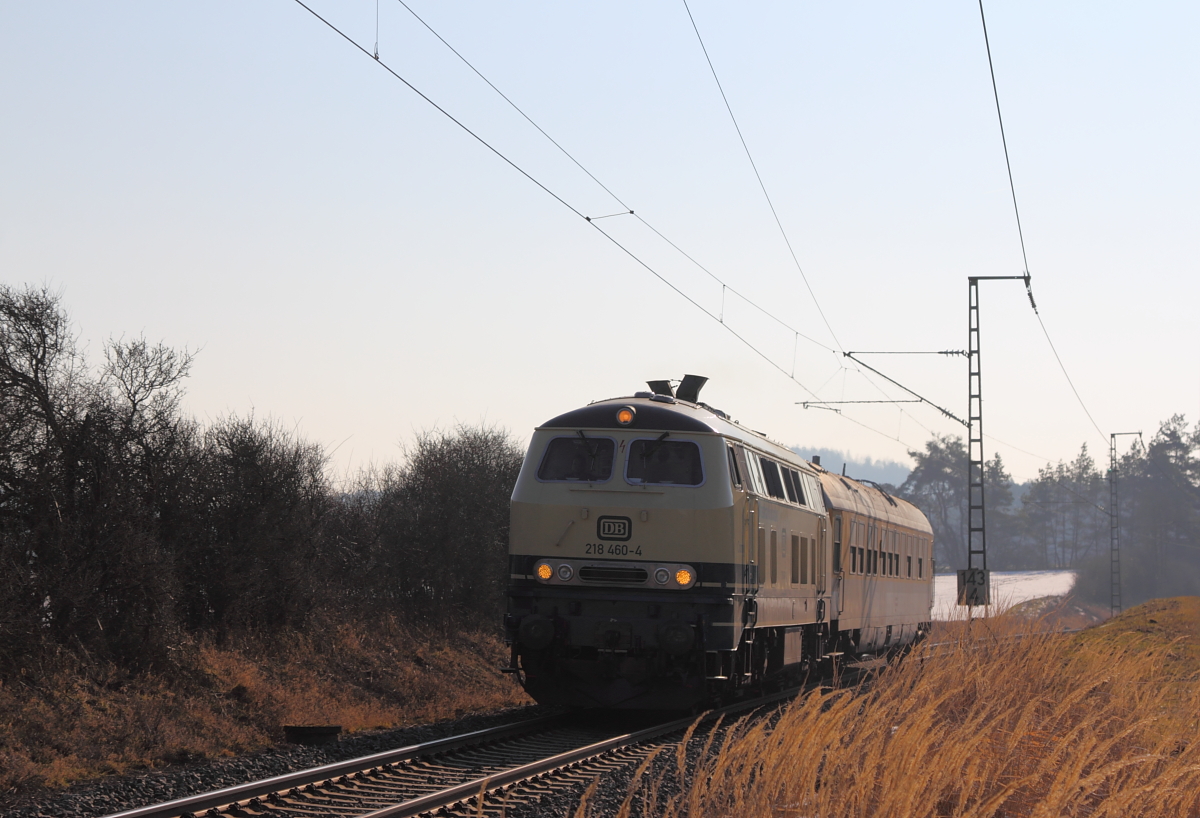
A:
[504,376,934,709]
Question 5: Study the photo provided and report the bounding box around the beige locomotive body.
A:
[505,386,933,709]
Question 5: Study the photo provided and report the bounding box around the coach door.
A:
[832,515,844,615]
[816,517,827,595]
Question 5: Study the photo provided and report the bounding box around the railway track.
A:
[102,664,880,818]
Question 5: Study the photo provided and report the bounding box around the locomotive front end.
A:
[505,396,741,709]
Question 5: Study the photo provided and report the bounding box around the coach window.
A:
[627,439,704,485]
[727,446,742,489]
[538,435,615,482]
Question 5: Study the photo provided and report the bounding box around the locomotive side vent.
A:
[579,565,649,584]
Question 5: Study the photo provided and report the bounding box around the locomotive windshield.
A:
[626,439,704,485]
[537,435,615,482]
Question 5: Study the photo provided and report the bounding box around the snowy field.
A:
[932,570,1077,620]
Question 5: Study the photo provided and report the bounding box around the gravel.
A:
[0,704,557,818]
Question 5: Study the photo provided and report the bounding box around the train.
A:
[504,376,934,709]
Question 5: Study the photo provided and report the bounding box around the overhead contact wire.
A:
[389,0,935,447]
[978,0,1107,447]
[394,0,836,356]
[291,0,905,431]
[292,0,585,221]
[681,0,950,439]
[681,0,842,354]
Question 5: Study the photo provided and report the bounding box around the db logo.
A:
[597,516,632,541]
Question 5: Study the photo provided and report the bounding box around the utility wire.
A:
[977,0,1029,281]
[977,0,1107,447]
[290,0,924,451]
[392,0,836,356]
[680,0,843,354]
[291,0,584,220]
[679,0,948,438]
[392,0,948,445]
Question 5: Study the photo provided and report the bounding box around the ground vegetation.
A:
[0,285,528,794]
[593,598,1200,818]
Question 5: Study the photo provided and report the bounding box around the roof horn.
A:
[647,380,675,397]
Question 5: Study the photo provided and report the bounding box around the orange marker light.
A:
[675,569,693,586]
[616,406,636,425]
[536,563,553,580]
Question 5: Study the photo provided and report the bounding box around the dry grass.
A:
[0,619,531,796]
[611,597,1200,818]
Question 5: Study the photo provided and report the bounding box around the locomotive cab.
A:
[506,395,740,708]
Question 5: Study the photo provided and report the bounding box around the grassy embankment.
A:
[600,598,1200,817]
[0,620,531,795]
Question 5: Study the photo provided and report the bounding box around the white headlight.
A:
[557,564,574,581]
[654,568,670,585]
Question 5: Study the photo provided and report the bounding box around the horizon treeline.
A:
[3,286,1193,677]
[896,427,1200,606]
[0,285,522,676]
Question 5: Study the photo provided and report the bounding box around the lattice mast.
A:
[1108,431,1140,617]
[960,276,1026,606]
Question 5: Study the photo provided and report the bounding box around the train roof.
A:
[539,392,932,535]
[817,469,932,534]
[539,394,807,466]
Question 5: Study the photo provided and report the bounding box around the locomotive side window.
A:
[626,439,704,485]
[801,473,823,512]
[800,537,809,584]
[770,530,778,585]
[907,555,913,578]
[743,451,767,496]
[782,467,799,503]
[759,459,788,500]
[791,534,800,583]
[538,435,615,482]
[726,445,742,488]
[787,469,807,506]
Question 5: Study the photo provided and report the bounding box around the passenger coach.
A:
[505,376,933,709]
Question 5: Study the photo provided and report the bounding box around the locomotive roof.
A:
[540,394,932,534]
[539,395,812,470]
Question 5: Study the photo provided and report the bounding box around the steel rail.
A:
[360,684,805,818]
[101,713,566,818]
[100,657,893,818]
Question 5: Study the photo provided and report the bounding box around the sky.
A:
[2,2,1197,483]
